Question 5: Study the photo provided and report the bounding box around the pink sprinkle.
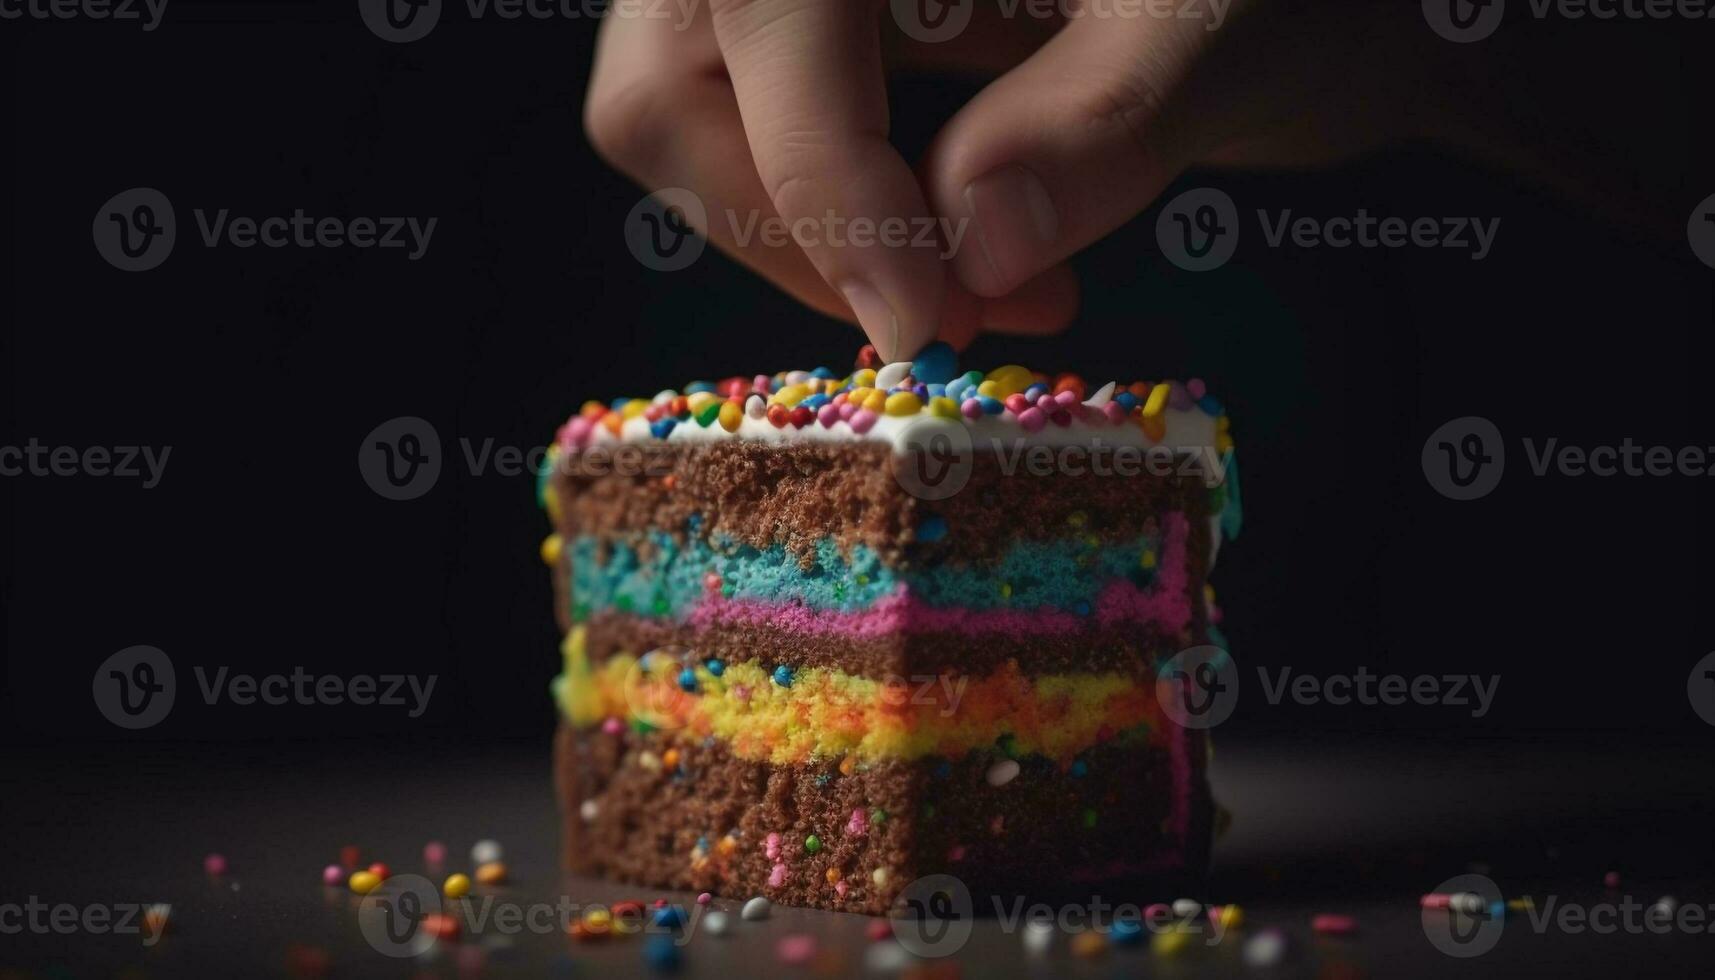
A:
[1604,871,1621,889]
[765,833,782,860]
[866,919,893,941]
[849,409,879,434]
[423,841,447,865]
[817,404,840,428]
[1420,893,1451,909]
[703,571,722,592]
[1049,410,1072,427]
[753,374,771,392]
[1054,389,1080,407]
[1102,402,1126,424]
[602,716,624,735]
[644,404,666,422]
[204,853,228,876]
[947,845,966,862]
[653,898,668,909]
[831,392,848,406]
[1004,393,1030,414]
[1187,378,1207,399]
[834,881,848,898]
[837,402,857,421]
[321,864,344,885]
[1017,407,1046,432]
[846,808,868,836]
[768,863,787,888]
[960,398,982,419]
[697,892,712,906]
[1036,394,1057,412]
[1312,913,1357,935]
[1144,903,1171,922]
[775,934,817,965]
[558,416,594,450]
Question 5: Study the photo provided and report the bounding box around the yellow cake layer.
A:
[553,626,1165,765]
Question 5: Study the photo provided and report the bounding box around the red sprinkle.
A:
[1604,871,1621,889]
[776,934,818,965]
[866,919,893,941]
[766,404,790,428]
[1420,893,1451,909]
[1312,914,1357,935]
[789,406,813,429]
[340,845,360,870]
[368,862,390,881]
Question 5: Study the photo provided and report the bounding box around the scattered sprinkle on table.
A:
[1312,913,1358,935]
[741,896,771,921]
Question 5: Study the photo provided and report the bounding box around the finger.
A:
[922,12,1220,297]
[709,0,944,362]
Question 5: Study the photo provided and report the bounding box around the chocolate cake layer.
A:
[554,721,1210,915]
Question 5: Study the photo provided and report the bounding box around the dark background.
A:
[1,3,1712,976]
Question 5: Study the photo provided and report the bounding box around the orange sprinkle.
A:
[662,748,680,768]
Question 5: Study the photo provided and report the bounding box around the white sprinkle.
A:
[703,911,731,936]
[865,941,909,972]
[875,361,911,391]
[741,896,771,921]
[638,751,662,773]
[579,800,599,822]
[652,389,678,406]
[1083,381,1117,408]
[1171,898,1202,919]
[745,394,767,419]
[471,839,502,865]
[1649,896,1678,922]
[1450,892,1485,916]
[1022,919,1055,955]
[1242,929,1287,968]
[785,370,810,386]
[986,759,1021,787]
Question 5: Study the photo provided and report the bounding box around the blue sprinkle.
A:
[934,761,951,778]
[917,516,948,542]
[686,513,703,532]
[610,397,631,411]
[653,906,687,928]
[911,341,959,385]
[802,393,830,411]
[772,665,794,687]
[926,383,947,398]
[1198,393,1224,415]
[811,366,835,379]
[1070,759,1088,777]
[815,773,832,786]
[978,396,1004,415]
[1023,383,1049,401]
[677,667,698,693]
[1074,601,1091,616]
[945,377,972,401]
[705,658,725,677]
[912,383,929,399]
[649,418,677,439]
[1115,392,1140,411]
[1111,919,1144,946]
[644,934,681,971]
[684,381,716,394]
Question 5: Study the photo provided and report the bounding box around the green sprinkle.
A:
[870,808,887,824]
[1082,808,1098,829]
[615,595,634,613]
[804,835,822,854]
[651,594,670,616]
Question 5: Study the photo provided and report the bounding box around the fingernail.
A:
[840,279,900,362]
[963,164,1058,291]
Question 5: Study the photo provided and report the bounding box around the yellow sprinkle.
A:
[850,369,876,388]
[540,534,563,566]
[771,383,810,408]
[1140,550,1158,570]
[686,391,719,414]
[1508,897,1535,912]
[839,755,857,776]
[584,908,611,929]
[1000,582,1012,599]
[443,873,471,899]
[928,396,960,420]
[1067,511,1087,527]
[1216,904,1244,929]
[976,379,1000,399]
[862,388,887,413]
[1142,383,1170,419]
[1141,413,1166,442]
[984,365,1034,398]
[719,400,743,433]
[639,751,662,772]
[1071,931,1107,958]
[621,398,651,420]
[717,835,738,857]
[1151,924,1192,957]
[885,392,923,416]
[872,867,889,887]
[348,871,381,895]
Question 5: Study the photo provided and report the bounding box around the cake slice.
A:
[539,345,1239,914]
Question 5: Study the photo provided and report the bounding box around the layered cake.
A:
[539,344,1240,914]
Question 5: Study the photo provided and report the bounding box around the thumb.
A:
[924,12,1224,298]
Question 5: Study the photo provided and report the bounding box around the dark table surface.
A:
[4,730,1713,979]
